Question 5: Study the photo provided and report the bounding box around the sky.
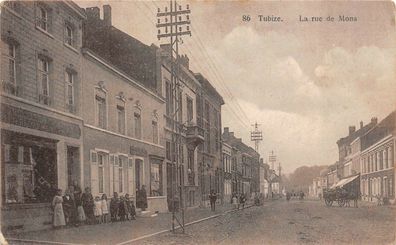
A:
[76,1,396,174]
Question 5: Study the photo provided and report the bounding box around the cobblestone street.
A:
[140,200,396,245]
[7,200,396,245]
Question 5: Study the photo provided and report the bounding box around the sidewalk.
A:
[6,203,245,245]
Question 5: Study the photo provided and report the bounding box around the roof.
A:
[83,9,158,93]
[337,120,377,146]
[194,73,225,105]
[361,111,396,151]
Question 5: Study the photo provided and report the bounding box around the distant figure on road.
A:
[286,192,291,201]
[232,193,239,209]
[239,193,246,209]
[209,189,217,211]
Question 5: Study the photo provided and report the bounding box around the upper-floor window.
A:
[65,24,74,46]
[205,101,210,121]
[65,70,75,113]
[95,94,106,129]
[38,57,50,105]
[165,81,172,116]
[152,121,159,144]
[178,92,183,122]
[2,42,18,95]
[134,112,142,139]
[117,105,126,134]
[37,5,49,32]
[187,97,193,122]
[4,1,21,12]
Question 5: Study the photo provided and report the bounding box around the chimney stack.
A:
[86,7,100,19]
[371,117,378,125]
[179,54,189,69]
[103,5,112,26]
[360,121,363,129]
[224,127,229,134]
[349,126,356,135]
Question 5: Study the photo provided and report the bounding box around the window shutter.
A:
[109,154,114,195]
[90,150,99,196]
[128,158,134,195]
[114,155,119,193]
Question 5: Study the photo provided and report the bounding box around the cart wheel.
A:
[338,199,345,207]
[325,199,333,207]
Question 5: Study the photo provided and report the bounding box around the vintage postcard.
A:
[0,0,395,244]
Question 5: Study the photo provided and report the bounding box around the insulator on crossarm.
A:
[179,26,182,32]
[165,17,168,22]
[179,16,182,21]
[165,26,168,33]
[186,15,189,20]
[158,19,160,23]
[158,29,161,34]
[187,26,190,31]
[165,7,168,12]
[179,5,182,10]
[157,8,160,13]
[186,4,189,10]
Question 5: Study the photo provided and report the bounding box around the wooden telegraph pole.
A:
[157,1,191,233]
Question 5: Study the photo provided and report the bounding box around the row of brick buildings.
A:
[0,1,263,232]
[309,112,395,204]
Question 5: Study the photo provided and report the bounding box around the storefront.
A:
[1,99,83,232]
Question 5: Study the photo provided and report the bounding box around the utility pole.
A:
[250,122,263,152]
[157,1,191,233]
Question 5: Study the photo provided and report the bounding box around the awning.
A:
[330,175,359,189]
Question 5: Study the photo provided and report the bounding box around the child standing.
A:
[52,189,66,229]
[232,194,238,210]
[94,196,102,224]
[101,194,109,223]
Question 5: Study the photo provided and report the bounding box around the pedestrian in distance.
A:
[209,189,217,212]
[232,193,238,210]
[94,196,102,224]
[101,194,109,223]
[125,194,136,220]
[74,187,85,225]
[52,189,66,229]
[81,187,94,225]
[110,192,120,222]
[239,193,246,209]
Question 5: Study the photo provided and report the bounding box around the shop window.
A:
[150,161,162,196]
[2,138,57,204]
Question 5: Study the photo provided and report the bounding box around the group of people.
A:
[286,191,305,201]
[231,193,247,210]
[51,182,147,229]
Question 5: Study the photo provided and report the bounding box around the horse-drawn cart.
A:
[323,174,360,207]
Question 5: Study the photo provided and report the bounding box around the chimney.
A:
[86,7,100,19]
[103,5,112,26]
[224,127,229,134]
[230,132,234,137]
[179,54,189,69]
[371,117,378,125]
[349,126,356,135]
[360,121,363,129]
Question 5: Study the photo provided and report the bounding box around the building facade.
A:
[1,1,86,232]
[157,47,204,209]
[82,6,167,212]
[223,142,232,203]
[222,127,260,200]
[195,73,224,207]
[360,111,395,203]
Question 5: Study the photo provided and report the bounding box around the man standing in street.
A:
[209,189,217,212]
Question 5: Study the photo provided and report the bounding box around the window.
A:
[119,156,125,193]
[65,71,75,113]
[165,81,172,116]
[134,113,142,139]
[205,101,210,121]
[187,97,193,122]
[187,149,194,185]
[117,105,125,134]
[2,43,17,94]
[178,92,183,122]
[150,161,162,196]
[95,94,106,129]
[2,136,57,204]
[152,121,158,144]
[65,24,74,46]
[37,6,49,31]
[38,57,50,105]
[166,141,171,160]
[98,154,105,194]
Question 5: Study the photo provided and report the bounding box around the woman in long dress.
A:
[52,189,66,228]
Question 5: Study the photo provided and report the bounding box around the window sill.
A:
[35,26,54,39]
[64,43,80,54]
[4,6,23,19]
